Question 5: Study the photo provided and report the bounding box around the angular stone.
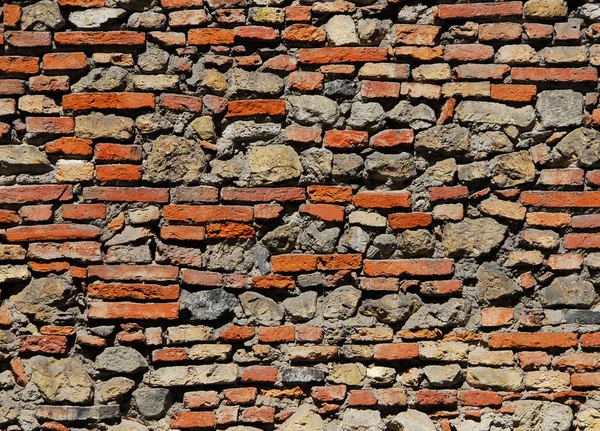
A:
[21,0,65,30]
[281,404,325,431]
[536,90,584,128]
[222,121,281,142]
[283,291,318,322]
[405,299,470,330]
[524,0,568,18]
[442,218,507,257]
[72,67,129,93]
[419,341,470,362]
[469,131,513,159]
[282,367,325,384]
[145,364,238,386]
[95,346,148,374]
[540,274,596,308]
[415,124,469,155]
[554,127,600,167]
[325,15,359,46]
[456,101,536,127]
[389,409,436,431]
[240,292,285,325]
[514,401,573,431]
[360,292,422,323]
[476,262,521,302]
[10,276,77,324]
[180,289,237,321]
[133,387,171,419]
[75,113,134,141]
[491,151,536,187]
[0,145,51,175]
[365,152,416,182]
[229,69,284,96]
[466,367,524,391]
[97,377,135,403]
[68,8,127,29]
[29,356,94,404]
[143,135,206,184]
[248,145,302,185]
[329,363,366,386]
[423,364,462,388]
[340,409,385,431]
[323,286,361,319]
[287,95,340,126]
[346,102,386,131]
[0,264,31,284]
[388,101,436,129]
[399,229,435,257]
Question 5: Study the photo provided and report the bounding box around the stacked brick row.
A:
[2,0,600,429]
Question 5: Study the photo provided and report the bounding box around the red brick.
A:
[58,0,105,5]
[29,75,70,93]
[526,212,571,228]
[512,67,598,83]
[95,164,142,182]
[289,71,324,91]
[348,389,377,406]
[360,80,401,99]
[223,388,256,406]
[252,275,295,290]
[29,241,101,262]
[373,343,419,361]
[491,84,537,102]
[317,254,362,270]
[459,390,503,407]
[88,302,179,320]
[388,212,432,229]
[21,335,68,354]
[189,28,235,45]
[479,23,522,41]
[438,2,523,19]
[0,185,72,204]
[286,6,311,23]
[241,406,275,424]
[538,168,584,186]
[0,79,26,95]
[564,233,600,249]
[258,326,295,343]
[54,31,145,46]
[359,277,399,292]
[573,214,600,228]
[83,187,168,203]
[6,31,52,48]
[488,332,578,350]
[353,191,411,209]
[376,388,407,406]
[324,130,369,149]
[161,0,203,7]
[420,280,462,296]
[168,10,207,27]
[363,259,454,277]
[6,224,100,242]
[524,23,553,40]
[30,261,70,274]
[254,203,283,220]
[0,56,39,75]
[553,353,600,371]
[415,390,457,409]
[444,44,494,62]
[370,129,413,148]
[88,283,179,301]
[63,93,154,111]
[171,412,216,429]
[4,4,21,27]
[395,46,444,61]
[219,325,256,342]
[235,25,278,41]
[296,326,323,343]
[299,203,345,222]
[95,144,142,162]
[46,137,93,157]
[572,373,600,389]
[26,117,74,135]
[396,24,440,46]
[163,205,253,222]
[546,253,583,270]
[0,210,20,225]
[161,225,206,241]
[271,254,318,273]
[241,365,278,383]
[481,308,514,327]
[208,222,255,239]
[43,53,87,72]
[521,191,600,208]
[453,64,510,80]
[159,94,203,112]
[518,351,551,369]
[299,47,388,64]
[184,391,219,408]
[221,187,305,202]
[20,205,52,222]
[312,385,347,402]
[430,186,469,202]
[88,265,178,282]
[226,100,286,117]
[307,185,352,203]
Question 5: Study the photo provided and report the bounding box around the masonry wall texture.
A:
[4,0,600,430]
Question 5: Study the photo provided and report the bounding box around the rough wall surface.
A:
[4,0,600,430]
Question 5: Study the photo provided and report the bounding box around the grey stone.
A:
[325,15,358,46]
[143,135,206,184]
[75,113,134,141]
[282,367,325,384]
[297,222,340,254]
[476,262,521,303]
[388,101,436,129]
[536,90,584,128]
[204,243,254,272]
[540,274,596,308]
[29,357,94,404]
[281,404,325,431]
[95,347,148,374]
[106,245,152,263]
[324,80,356,98]
[229,69,284,96]
[68,8,127,29]
[456,101,536,127]
[458,161,490,182]
[469,131,514,160]
[0,392,18,425]
[347,102,386,131]
[108,420,149,431]
[262,224,300,253]
[554,127,600,167]
[240,292,285,325]
[72,67,128,92]
[360,292,422,323]
[514,401,573,431]
[300,148,333,183]
[283,291,318,322]
[21,0,65,30]
[323,286,361,319]
[389,409,436,431]
[0,146,51,174]
[338,226,370,253]
[133,387,172,419]
[399,229,435,257]
[287,95,340,126]
[146,364,238,386]
[189,116,216,141]
[137,43,169,73]
[35,405,121,422]
[491,151,536,187]
[405,298,470,329]
[180,289,237,321]
[0,330,18,353]
[222,121,281,141]
[97,377,135,404]
[466,367,524,391]
[128,11,167,29]
[333,153,364,180]
[106,226,152,246]
[133,74,179,91]
[423,364,462,388]
[248,145,302,184]
[0,264,31,283]
[415,124,469,155]
[10,276,77,324]
[340,409,385,431]
[358,19,391,45]
[365,152,416,182]
[442,218,507,257]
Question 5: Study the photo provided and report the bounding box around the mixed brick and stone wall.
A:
[3,0,600,430]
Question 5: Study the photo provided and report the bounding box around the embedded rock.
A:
[143,135,206,184]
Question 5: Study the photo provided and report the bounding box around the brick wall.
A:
[0,0,599,429]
